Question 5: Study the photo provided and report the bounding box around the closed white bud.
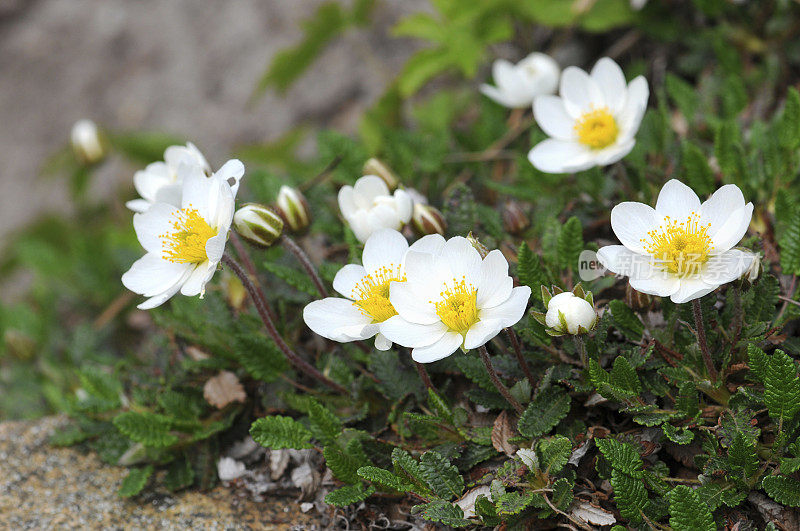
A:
[363,158,398,190]
[70,119,105,165]
[233,203,284,247]
[276,186,311,233]
[544,292,597,335]
[412,203,447,236]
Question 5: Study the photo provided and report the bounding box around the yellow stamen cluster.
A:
[352,265,405,322]
[574,107,619,150]
[434,277,479,334]
[642,213,714,276]
[160,207,216,264]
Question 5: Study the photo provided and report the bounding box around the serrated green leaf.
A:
[611,470,648,522]
[495,490,536,516]
[558,216,583,272]
[250,416,313,449]
[164,457,195,491]
[761,350,800,423]
[118,465,154,498]
[777,87,800,149]
[681,141,714,196]
[517,242,548,300]
[305,398,342,446]
[419,451,464,500]
[411,501,472,527]
[666,73,698,122]
[517,387,571,438]
[608,300,644,341]
[324,446,363,484]
[667,485,715,531]
[113,412,178,448]
[428,388,454,425]
[663,423,695,445]
[357,465,412,492]
[232,334,288,382]
[551,477,574,510]
[762,475,800,506]
[728,432,759,479]
[537,435,572,475]
[324,484,375,507]
[596,438,643,478]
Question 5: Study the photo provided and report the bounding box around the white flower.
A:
[545,292,597,334]
[303,229,412,350]
[480,53,560,108]
[71,119,105,165]
[126,142,215,213]
[217,457,246,481]
[338,175,413,243]
[122,160,245,309]
[596,179,756,303]
[528,57,649,174]
[381,235,531,363]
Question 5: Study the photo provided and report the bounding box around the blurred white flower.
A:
[276,185,311,233]
[529,57,649,174]
[545,292,597,334]
[381,235,531,363]
[303,229,410,351]
[122,160,244,309]
[338,175,413,243]
[126,142,216,213]
[597,180,756,303]
[217,457,246,481]
[480,53,560,108]
[71,119,105,165]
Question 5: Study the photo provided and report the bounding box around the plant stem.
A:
[505,328,534,384]
[222,254,347,394]
[415,361,436,393]
[574,335,588,369]
[478,345,524,414]
[228,232,279,321]
[692,298,718,383]
[281,235,328,297]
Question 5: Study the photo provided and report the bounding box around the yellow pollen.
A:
[160,207,216,264]
[641,213,714,277]
[352,265,405,322]
[574,107,619,149]
[434,277,479,334]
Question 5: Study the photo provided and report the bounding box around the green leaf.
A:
[305,399,343,446]
[747,344,769,383]
[551,477,574,510]
[714,120,745,181]
[250,416,313,449]
[782,456,800,474]
[761,350,800,423]
[419,451,464,500]
[391,448,433,496]
[777,87,800,149]
[495,490,537,516]
[397,48,453,98]
[666,73,698,122]
[164,457,195,491]
[589,357,641,402]
[681,141,715,196]
[118,465,154,498]
[537,435,572,475]
[357,466,412,492]
[557,216,583,272]
[428,388,454,425]
[663,423,695,445]
[762,475,800,506]
[517,242,548,300]
[596,438,643,478]
[728,432,759,479]
[608,300,644,341]
[232,334,288,382]
[517,387,571,438]
[262,261,316,296]
[667,485,716,531]
[324,446,363,484]
[113,412,178,448]
[779,206,800,276]
[324,484,375,507]
[411,501,472,527]
[611,470,648,522]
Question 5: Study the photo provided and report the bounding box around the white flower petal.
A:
[215,159,245,198]
[138,278,188,310]
[629,275,680,297]
[670,278,715,304]
[303,298,375,342]
[492,59,517,90]
[655,179,702,220]
[409,234,446,255]
[133,163,171,202]
[133,202,180,255]
[708,203,752,252]
[362,229,408,275]
[476,250,513,307]
[125,199,152,213]
[205,232,227,264]
[411,332,462,363]
[533,95,575,141]
[338,186,358,219]
[597,245,641,276]
[592,138,636,166]
[700,184,745,231]
[389,282,439,325]
[180,264,211,296]
[591,57,627,114]
[380,315,446,348]
[393,189,414,223]
[122,253,191,297]
[701,249,755,285]
[528,139,595,174]
[441,236,482,281]
[374,333,392,351]
[332,264,367,299]
[479,286,531,328]
[464,318,505,350]
[353,176,389,208]
[180,164,213,219]
[609,201,658,254]
[480,83,525,108]
[560,66,605,116]
[617,76,649,139]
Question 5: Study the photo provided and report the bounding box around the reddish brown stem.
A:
[222,254,347,394]
[415,361,436,393]
[478,345,524,414]
[281,235,328,298]
[505,328,534,383]
[692,299,718,383]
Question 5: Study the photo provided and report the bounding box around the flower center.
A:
[434,278,479,334]
[641,213,715,276]
[160,207,216,264]
[352,265,405,322]
[574,107,619,149]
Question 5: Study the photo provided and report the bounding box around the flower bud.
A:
[233,203,283,248]
[275,186,311,233]
[363,158,398,190]
[533,286,596,336]
[70,119,105,165]
[412,203,447,236]
[466,232,489,258]
[502,201,530,235]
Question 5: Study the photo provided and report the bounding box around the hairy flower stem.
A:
[478,345,524,414]
[222,254,347,394]
[415,361,436,393]
[281,235,329,297]
[692,298,718,383]
[228,232,278,322]
[505,328,534,384]
[574,335,588,369]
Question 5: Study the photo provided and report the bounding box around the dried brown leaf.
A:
[492,410,517,456]
[204,370,246,409]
